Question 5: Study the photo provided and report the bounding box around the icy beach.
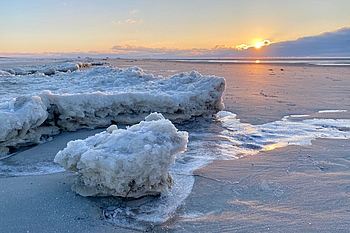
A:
[1,58,350,232]
[0,62,224,155]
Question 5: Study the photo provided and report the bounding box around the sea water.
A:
[1,58,350,230]
[170,57,350,66]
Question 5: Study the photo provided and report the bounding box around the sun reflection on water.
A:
[263,143,287,151]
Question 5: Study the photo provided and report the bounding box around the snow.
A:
[54,113,188,198]
[0,65,225,155]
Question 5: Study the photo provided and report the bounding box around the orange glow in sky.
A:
[235,40,271,50]
[1,1,349,57]
[253,40,271,49]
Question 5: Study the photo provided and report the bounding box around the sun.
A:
[253,42,264,49]
[253,40,271,49]
[235,39,272,50]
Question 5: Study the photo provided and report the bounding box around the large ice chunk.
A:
[40,67,226,130]
[0,96,49,154]
[0,66,225,155]
[54,113,188,198]
[56,62,79,73]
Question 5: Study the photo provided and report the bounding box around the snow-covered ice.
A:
[0,96,49,155]
[54,113,188,198]
[0,65,225,155]
[0,61,80,76]
[3,60,349,230]
[96,110,350,229]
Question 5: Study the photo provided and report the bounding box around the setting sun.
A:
[235,39,272,50]
[253,42,264,49]
[253,40,271,49]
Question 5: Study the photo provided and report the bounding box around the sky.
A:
[1,0,350,58]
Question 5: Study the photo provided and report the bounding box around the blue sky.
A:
[1,0,350,58]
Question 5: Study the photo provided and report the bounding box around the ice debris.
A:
[54,113,188,198]
[0,66,225,155]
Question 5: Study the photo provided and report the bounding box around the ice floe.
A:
[1,108,350,230]
[54,113,188,198]
[0,62,79,76]
[318,109,348,113]
[0,66,225,155]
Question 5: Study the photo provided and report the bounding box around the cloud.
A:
[109,26,350,58]
[111,20,122,25]
[111,45,192,58]
[213,45,228,49]
[130,9,139,14]
[109,44,245,58]
[3,26,349,59]
[125,19,136,24]
[235,40,272,50]
[111,19,137,25]
[252,26,350,57]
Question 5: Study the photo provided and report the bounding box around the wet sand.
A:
[1,59,350,232]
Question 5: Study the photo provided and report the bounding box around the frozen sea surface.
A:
[1,109,350,230]
[104,111,350,230]
[1,60,350,230]
[0,62,225,155]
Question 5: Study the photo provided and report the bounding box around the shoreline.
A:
[1,59,350,232]
[2,57,350,72]
[104,59,350,124]
[168,138,350,232]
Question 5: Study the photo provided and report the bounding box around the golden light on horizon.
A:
[253,42,264,49]
[235,39,271,50]
[253,40,271,49]
[235,44,249,50]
